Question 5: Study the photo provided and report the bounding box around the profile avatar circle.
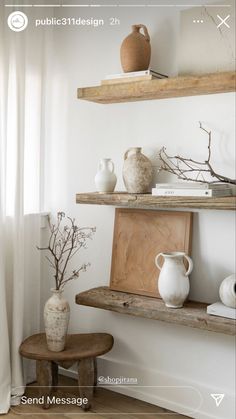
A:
[8,11,28,32]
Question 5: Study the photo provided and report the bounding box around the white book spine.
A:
[155,183,209,189]
[152,188,231,197]
[105,70,151,79]
[155,183,231,190]
[207,302,236,319]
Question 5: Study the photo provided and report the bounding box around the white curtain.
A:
[0,3,49,413]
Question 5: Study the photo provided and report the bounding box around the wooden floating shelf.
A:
[77,71,236,104]
[76,192,236,211]
[76,287,236,335]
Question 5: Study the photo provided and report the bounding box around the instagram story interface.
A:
[0,1,235,419]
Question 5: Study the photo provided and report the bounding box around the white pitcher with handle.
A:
[95,158,117,193]
[155,252,193,308]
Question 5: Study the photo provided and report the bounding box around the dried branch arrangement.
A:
[159,123,236,185]
[37,212,96,290]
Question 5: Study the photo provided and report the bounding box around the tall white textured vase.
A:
[44,289,70,352]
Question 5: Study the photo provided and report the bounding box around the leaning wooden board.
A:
[110,208,193,298]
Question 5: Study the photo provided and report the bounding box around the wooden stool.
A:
[19,332,114,410]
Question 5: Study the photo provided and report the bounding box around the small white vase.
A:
[155,252,193,308]
[219,274,236,308]
[95,158,117,193]
[44,288,70,352]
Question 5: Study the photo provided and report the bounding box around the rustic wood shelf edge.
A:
[77,71,236,104]
[76,192,236,211]
[75,286,236,335]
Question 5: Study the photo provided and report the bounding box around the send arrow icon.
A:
[211,394,225,407]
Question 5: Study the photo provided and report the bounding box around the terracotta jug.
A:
[120,24,151,73]
[123,147,153,193]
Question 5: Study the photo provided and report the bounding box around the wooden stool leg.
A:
[78,357,94,411]
[93,358,97,393]
[36,360,53,409]
[51,362,58,391]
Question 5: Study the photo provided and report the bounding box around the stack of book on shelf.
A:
[207,302,236,320]
[101,69,168,85]
[152,183,232,197]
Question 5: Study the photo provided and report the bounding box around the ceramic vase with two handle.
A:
[95,158,117,193]
[155,252,193,308]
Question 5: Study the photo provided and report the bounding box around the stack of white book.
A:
[152,183,232,197]
[101,69,168,85]
[207,302,236,319]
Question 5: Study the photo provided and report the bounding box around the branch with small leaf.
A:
[158,123,236,185]
[37,212,96,290]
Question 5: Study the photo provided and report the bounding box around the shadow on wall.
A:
[151,18,179,77]
[189,212,234,303]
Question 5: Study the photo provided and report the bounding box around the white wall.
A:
[41,2,235,419]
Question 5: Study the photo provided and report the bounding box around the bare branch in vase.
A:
[37,212,96,290]
[158,122,236,185]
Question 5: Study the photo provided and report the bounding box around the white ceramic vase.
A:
[44,289,70,352]
[219,274,236,308]
[122,147,153,193]
[95,158,117,193]
[155,252,193,308]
